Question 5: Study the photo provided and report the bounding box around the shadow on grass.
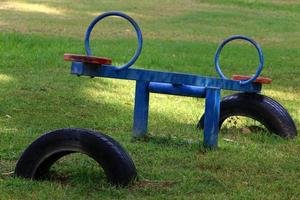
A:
[132,134,201,148]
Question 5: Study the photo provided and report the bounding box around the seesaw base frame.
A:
[71,62,262,148]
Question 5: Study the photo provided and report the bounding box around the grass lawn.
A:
[1,0,300,199]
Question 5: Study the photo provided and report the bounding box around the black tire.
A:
[15,128,137,186]
[197,93,297,138]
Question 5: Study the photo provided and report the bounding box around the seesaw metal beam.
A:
[71,62,261,93]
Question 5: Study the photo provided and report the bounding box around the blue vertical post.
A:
[203,87,221,148]
[133,80,150,137]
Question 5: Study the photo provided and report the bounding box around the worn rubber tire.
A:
[197,93,297,138]
[15,128,137,186]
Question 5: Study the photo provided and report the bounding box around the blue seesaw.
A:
[64,11,296,148]
[15,11,297,187]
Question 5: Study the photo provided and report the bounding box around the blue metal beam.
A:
[71,62,261,93]
[133,80,150,137]
[203,87,221,149]
[149,82,206,98]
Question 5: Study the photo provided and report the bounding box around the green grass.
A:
[1,0,300,199]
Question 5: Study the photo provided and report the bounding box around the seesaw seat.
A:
[64,53,112,65]
[232,75,272,84]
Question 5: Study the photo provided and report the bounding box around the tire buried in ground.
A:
[15,128,137,186]
[197,93,297,138]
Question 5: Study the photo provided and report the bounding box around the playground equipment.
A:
[65,11,296,144]
[15,11,297,186]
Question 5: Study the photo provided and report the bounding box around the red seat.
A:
[232,75,272,84]
[64,54,112,65]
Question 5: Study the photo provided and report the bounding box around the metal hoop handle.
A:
[214,35,264,85]
[85,11,143,70]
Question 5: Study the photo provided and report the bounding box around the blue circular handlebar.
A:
[214,35,264,85]
[84,11,143,70]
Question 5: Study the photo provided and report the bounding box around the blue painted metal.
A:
[149,82,206,98]
[133,80,150,137]
[68,11,268,148]
[203,87,221,148]
[84,11,143,70]
[215,35,264,85]
[71,62,262,93]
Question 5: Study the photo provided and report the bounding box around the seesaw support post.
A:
[203,87,221,148]
[133,80,150,137]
